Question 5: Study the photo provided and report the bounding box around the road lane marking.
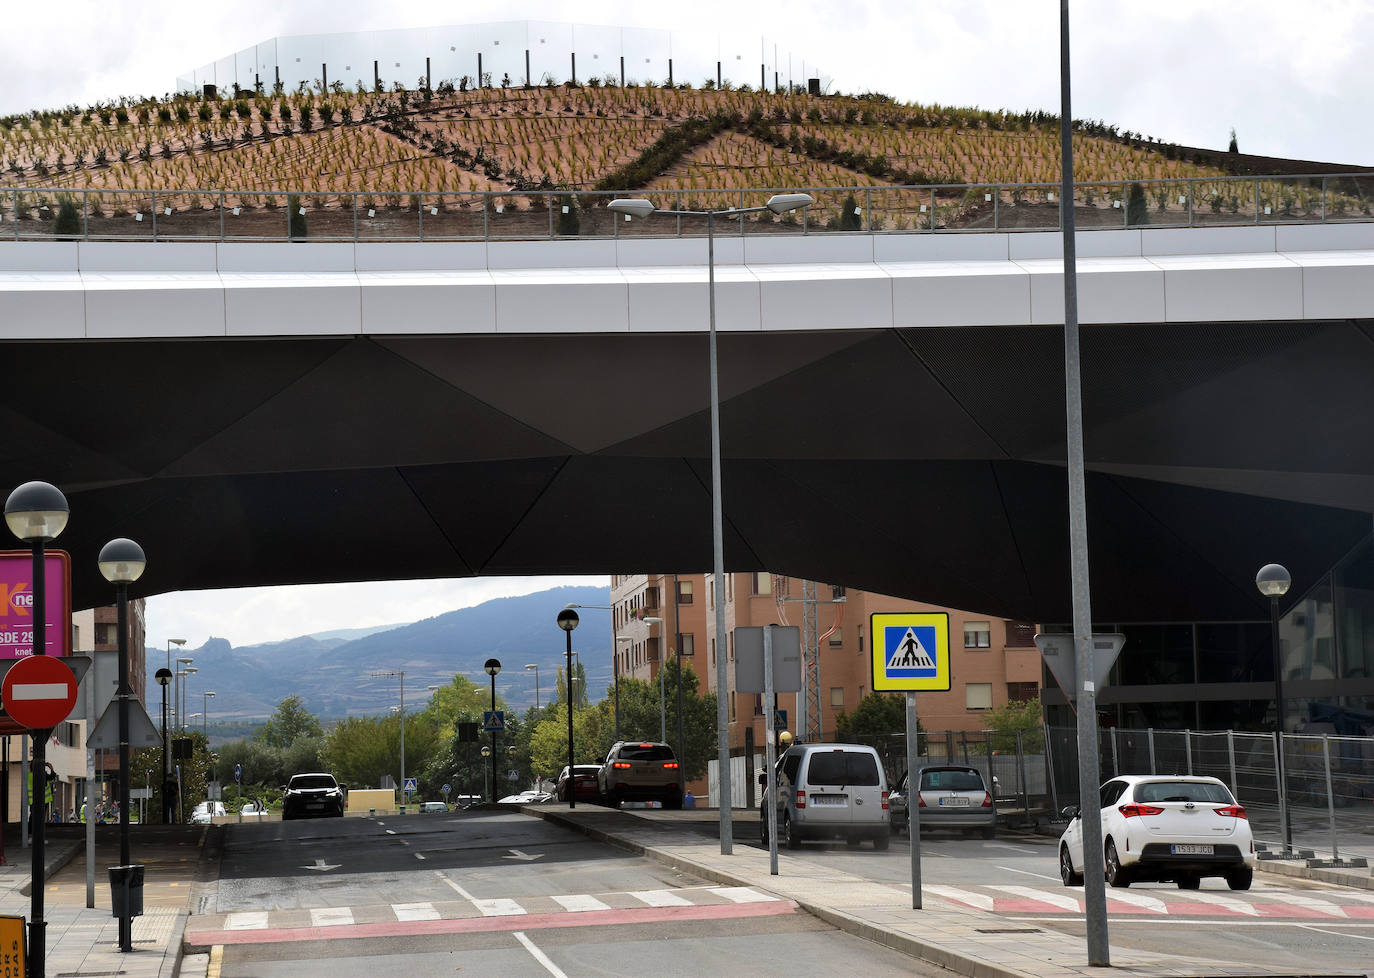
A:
[552,894,611,913]
[988,885,1081,912]
[925,885,995,911]
[628,890,693,907]
[309,907,354,927]
[224,912,268,930]
[707,887,779,904]
[1296,923,1374,941]
[1103,890,1168,913]
[474,898,526,916]
[514,931,571,977]
[394,903,440,921]
[414,852,426,860]
[995,864,1061,883]
[436,871,476,900]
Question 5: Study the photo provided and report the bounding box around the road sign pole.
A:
[763,625,778,875]
[907,691,921,909]
[30,540,47,978]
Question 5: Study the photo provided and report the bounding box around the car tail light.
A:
[918,794,926,808]
[981,791,993,808]
[1118,803,1165,818]
[663,761,679,770]
[881,790,889,810]
[1214,804,1247,819]
[612,761,632,770]
[795,790,806,809]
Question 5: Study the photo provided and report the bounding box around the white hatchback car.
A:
[1059,775,1256,890]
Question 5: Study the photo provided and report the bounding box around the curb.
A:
[1258,859,1374,890]
[532,808,1034,978]
[18,837,83,897]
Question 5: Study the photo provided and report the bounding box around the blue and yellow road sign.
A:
[870,613,951,691]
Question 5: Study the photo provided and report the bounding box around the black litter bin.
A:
[108,864,145,918]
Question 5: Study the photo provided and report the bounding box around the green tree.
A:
[835,692,921,774]
[322,712,439,790]
[54,197,81,238]
[256,695,323,749]
[1228,127,1239,153]
[287,193,307,239]
[983,696,1045,752]
[529,702,608,779]
[129,729,215,823]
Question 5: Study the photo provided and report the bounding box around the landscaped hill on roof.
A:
[2,80,1365,235]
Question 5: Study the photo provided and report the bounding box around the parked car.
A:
[597,742,682,809]
[896,765,997,838]
[240,802,266,817]
[555,765,603,804]
[191,801,226,825]
[759,743,890,850]
[418,801,448,814]
[1059,774,1256,890]
[281,773,345,820]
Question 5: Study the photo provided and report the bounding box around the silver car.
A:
[905,765,996,838]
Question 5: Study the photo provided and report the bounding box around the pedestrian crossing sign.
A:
[870,612,951,691]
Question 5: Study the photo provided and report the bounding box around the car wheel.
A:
[1176,875,1200,890]
[663,790,683,811]
[1225,868,1253,891]
[1105,840,1131,888]
[846,835,861,849]
[608,791,622,810]
[873,829,890,851]
[759,808,770,847]
[1060,845,1083,886]
[982,825,996,840]
[784,813,802,850]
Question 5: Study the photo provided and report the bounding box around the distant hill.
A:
[144,585,610,721]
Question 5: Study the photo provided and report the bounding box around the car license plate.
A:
[938,797,970,807]
[1170,844,1213,855]
[307,803,323,810]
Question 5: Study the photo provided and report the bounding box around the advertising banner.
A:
[0,550,72,659]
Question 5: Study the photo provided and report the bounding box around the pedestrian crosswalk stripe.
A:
[473,898,526,916]
[1103,890,1168,913]
[552,894,611,913]
[225,912,268,930]
[309,907,354,927]
[393,903,440,921]
[1167,891,1259,915]
[988,885,1081,912]
[708,887,778,904]
[925,885,995,911]
[629,889,693,907]
[1258,893,1345,916]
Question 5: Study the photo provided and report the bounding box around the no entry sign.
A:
[2,653,78,729]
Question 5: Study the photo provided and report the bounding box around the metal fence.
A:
[3,172,1372,243]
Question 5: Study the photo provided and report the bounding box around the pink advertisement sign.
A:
[0,550,73,659]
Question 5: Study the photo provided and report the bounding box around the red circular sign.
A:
[2,655,78,730]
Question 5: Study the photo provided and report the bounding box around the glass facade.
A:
[1044,535,1374,737]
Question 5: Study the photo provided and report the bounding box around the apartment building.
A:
[610,572,1039,754]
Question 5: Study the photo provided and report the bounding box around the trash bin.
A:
[108,864,145,919]
[683,792,695,809]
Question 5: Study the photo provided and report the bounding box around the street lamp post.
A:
[484,659,502,807]
[174,656,194,731]
[6,480,69,978]
[524,664,540,710]
[480,745,491,802]
[614,637,632,740]
[1256,562,1294,856]
[556,610,579,808]
[166,637,186,689]
[97,537,145,953]
[181,666,197,734]
[203,691,215,742]
[154,669,172,822]
[608,192,813,853]
[372,671,406,810]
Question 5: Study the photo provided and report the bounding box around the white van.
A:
[760,743,890,850]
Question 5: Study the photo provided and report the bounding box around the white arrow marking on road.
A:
[503,849,543,861]
[302,858,341,872]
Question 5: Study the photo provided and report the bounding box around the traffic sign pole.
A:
[30,540,48,978]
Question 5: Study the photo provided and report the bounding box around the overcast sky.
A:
[7,0,1369,648]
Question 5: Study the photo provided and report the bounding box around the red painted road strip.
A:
[188,899,799,946]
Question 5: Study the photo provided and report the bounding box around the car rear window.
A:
[806,751,880,786]
[920,769,985,791]
[1135,781,1233,804]
[290,775,337,789]
[619,745,675,762]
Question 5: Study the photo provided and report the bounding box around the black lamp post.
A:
[556,609,579,808]
[97,537,146,952]
[1256,562,1293,855]
[155,668,173,823]
[5,480,69,978]
[484,658,501,803]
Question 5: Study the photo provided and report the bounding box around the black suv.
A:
[282,773,345,820]
[597,742,682,809]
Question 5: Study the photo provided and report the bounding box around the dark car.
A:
[597,742,682,809]
[556,765,602,803]
[281,773,345,820]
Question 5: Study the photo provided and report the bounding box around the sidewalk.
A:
[529,806,1372,978]
[0,823,202,978]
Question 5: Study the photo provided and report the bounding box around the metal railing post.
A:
[219,192,225,241]
[1254,178,1261,225]
[1110,726,1120,778]
[1122,181,1128,229]
[151,190,159,241]
[482,193,489,240]
[865,187,873,231]
[1188,178,1195,227]
[1227,730,1238,798]
[1044,722,1059,816]
[1272,731,1290,854]
[1322,734,1339,861]
[992,185,999,231]
[1147,728,1156,774]
[419,194,425,241]
[81,191,89,239]
[1184,729,1193,775]
[1321,176,1327,223]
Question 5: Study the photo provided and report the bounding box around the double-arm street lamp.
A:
[202,691,215,741]
[607,192,814,853]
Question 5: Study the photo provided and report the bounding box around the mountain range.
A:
[143,585,611,722]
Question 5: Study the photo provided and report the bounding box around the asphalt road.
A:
[202,811,953,977]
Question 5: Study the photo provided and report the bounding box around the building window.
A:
[646,587,658,610]
[828,625,843,647]
[680,633,694,656]
[753,694,763,715]
[709,580,715,607]
[752,573,771,595]
[964,621,991,648]
[711,638,716,667]
[677,579,694,604]
[857,624,863,652]
[830,687,844,708]
[728,633,734,660]
[966,683,994,710]
[727,575,732,602]
[729,693,736,721]
[832,584,846,600]
[1007,682,1038,702]
[1005,621,1038,647]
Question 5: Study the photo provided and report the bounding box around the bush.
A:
[555,195,580,236]
[287,194,307,239]
[54,197,81,238]
[1126,182,1147,226]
